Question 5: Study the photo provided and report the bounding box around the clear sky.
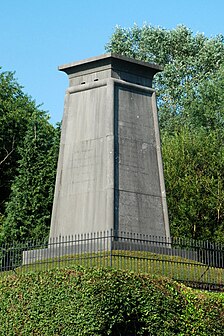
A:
[1,0,224,124]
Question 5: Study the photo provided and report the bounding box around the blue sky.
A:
[1,0,224,124]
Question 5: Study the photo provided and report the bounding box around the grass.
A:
[1,249,223,289]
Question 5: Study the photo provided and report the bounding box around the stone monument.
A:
[49,53,170,240]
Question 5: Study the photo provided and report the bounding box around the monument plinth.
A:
[49,53,170,240]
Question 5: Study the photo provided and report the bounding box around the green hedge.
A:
[0,267,223,335]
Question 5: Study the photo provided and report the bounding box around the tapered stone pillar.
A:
[49,53,170,240]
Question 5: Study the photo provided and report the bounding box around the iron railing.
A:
[0,230,223,291]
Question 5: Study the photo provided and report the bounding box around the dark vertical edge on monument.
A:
[114,84,119,239]
[151,91,171,242]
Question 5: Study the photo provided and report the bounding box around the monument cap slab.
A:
[58,53,163,88]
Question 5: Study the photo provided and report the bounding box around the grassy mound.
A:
[0,266,223,335]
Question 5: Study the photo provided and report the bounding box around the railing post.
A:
[110,228,113,268]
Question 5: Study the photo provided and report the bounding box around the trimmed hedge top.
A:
[0,266,223,335]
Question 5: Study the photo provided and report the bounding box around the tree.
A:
[0,69,60,243]
[162,128,224,242]
[106,25,224,241]
[106,25,224,131]
[0,70,41,220]
[162,67,224,242]
[0,115,60,243]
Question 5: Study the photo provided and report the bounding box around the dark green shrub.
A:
[0,267,223,335]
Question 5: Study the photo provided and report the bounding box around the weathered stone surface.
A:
[49,53,170,239]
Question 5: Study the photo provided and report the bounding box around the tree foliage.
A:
[0,71,38,217]
[106,25,224,241]
[162,128,224,241]
[0,70,60,243]
[1,118,60,243]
